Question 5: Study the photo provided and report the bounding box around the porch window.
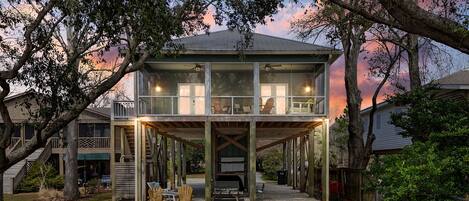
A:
[260,63,326,115]
[138,63,205,115]
[211,64,253,114]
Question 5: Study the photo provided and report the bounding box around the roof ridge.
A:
[174,29,336,50]
[252,31,336,50]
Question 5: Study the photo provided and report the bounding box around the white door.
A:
[260,84,287,114]
[178,83,205,115]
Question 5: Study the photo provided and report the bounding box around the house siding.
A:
[362,105,412,152]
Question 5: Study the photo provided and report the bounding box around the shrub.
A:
[260,148,283,180]
[16,162,64,193]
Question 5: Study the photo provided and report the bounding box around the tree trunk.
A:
[407,34,422,90]
[64,120,79,201]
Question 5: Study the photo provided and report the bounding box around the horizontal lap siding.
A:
[115,162,135,199]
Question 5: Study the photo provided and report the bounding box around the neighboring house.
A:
[361,102,410,154]
[1,91,112,194]
[110,30,340,201]
[362,69,469,154]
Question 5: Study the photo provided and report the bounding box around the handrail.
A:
[112,100,135,119]
[131,95,326,116]
[6,137,22,154]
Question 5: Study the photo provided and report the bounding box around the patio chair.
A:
[178,185,193,201]
[148,187,163,201]
[242,105,251,114]
[212,99,223,114]
[261,98,274,114]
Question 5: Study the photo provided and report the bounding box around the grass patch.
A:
[4,192,39,201]
[4,191,112,201]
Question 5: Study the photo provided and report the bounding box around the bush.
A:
[16,162,64,193]
[260,148,283,180]
[369,88,469,201]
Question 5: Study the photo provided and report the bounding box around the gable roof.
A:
[434,69,469,89]
[4,91,110,119]
[361,68,469,113]
[171,30,341,55]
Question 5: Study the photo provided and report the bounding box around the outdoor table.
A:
[162,189,178,201]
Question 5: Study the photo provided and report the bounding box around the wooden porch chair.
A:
[178,185,193,201]
[261,98,274,114]
[148,187,163,201]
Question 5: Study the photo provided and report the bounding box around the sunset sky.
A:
[111,3,469,120]
[204,3,468,120]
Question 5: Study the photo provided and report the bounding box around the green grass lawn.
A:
[3,191,112,201]
[3,192,39,201]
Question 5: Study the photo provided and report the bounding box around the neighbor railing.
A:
[112,100,135,119]
[50,137,110,149]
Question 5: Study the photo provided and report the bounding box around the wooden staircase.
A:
[3,142,52,194]
[123,127,151,160]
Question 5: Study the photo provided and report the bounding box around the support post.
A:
[205,62,211,115]
[321,119,330,201]
[292,138,297,189]
[282,142,287,170]
[161,137,168,188]
[176,141,182,187]
[307,129,315,197]
[253,62,260,114]
[248,121,257,201]
[120,127,125,162]
[182,144,187,184]
[169,139,176,190]
[134,120,143,201]
[110,124,115,201]
[59,154,64,176]
[20,124,25,145]
[204,121,212,201]
[300,136,306,192]
[287,140,292,186]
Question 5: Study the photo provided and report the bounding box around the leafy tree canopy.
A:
[369,87,469,201]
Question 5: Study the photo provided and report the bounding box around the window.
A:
[79,123,110,138]
[25,124,35,139]
[376,113,382,130]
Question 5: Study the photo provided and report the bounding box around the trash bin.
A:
[277,170,287,185]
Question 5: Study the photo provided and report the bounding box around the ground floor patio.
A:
[187,173,316,201]
[110,117,330,201]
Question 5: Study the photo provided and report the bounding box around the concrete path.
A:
[187,173,317,201]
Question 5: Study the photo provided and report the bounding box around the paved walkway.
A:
[187,173,316,201]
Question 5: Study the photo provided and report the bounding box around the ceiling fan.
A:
[192,64,204,72]
[263,64,283,71]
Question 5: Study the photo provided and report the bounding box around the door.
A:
[260,83,287,114]
[178,83,205,115]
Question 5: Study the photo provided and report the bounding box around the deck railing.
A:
[133,95,326,116]
[112,100,135,119]
[50,137,110,149]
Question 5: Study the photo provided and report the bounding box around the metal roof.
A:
[170,30,340,55]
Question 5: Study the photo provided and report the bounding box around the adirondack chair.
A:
[178,185,193,201]
[148,187,163,201]
[261,98,275,114]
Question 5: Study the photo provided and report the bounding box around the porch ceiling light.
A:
[155,85,162,92]
[304,86,311,93]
